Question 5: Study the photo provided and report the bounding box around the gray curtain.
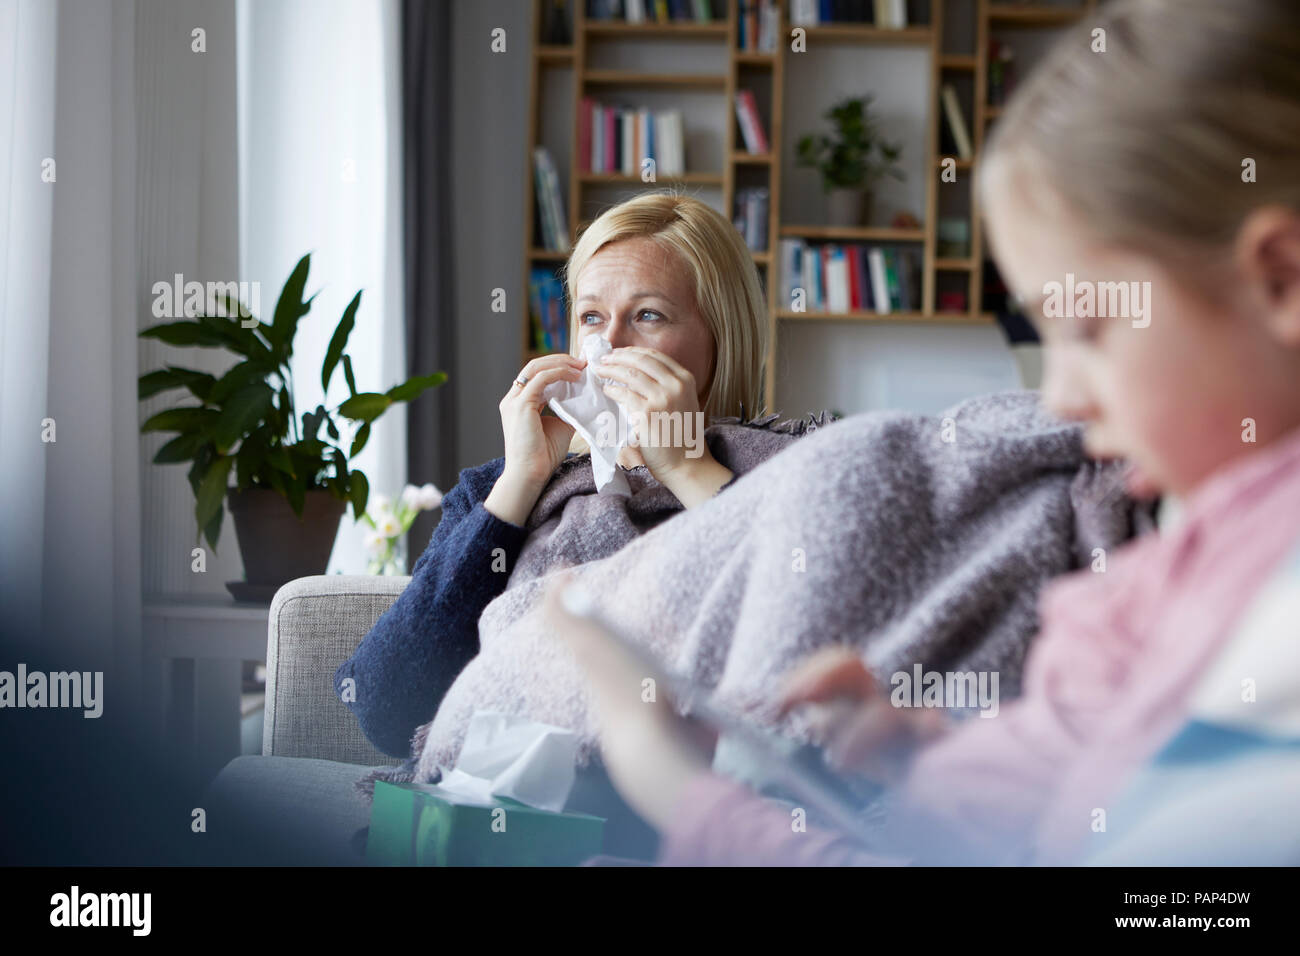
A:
[402,0,459,559]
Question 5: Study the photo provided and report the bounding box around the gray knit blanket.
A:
[358,390,1150,801]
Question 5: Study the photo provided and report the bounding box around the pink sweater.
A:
[657,426,1300,866]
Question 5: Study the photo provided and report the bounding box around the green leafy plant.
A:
[795,95,905,192]
[137,253,446,553]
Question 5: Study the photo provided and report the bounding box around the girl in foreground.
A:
[545,0,1300,865]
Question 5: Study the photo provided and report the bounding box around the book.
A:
[734,89,770,153]
[941,84,973,161]
[826,245,850,313]
[868,247,890,315]
[532,148,569,251]
[883,249,903,310]
[853,245,874,311]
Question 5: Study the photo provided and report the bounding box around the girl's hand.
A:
[485,354,584,525]
[594,346,732,506]
[543,574,714,832]
[776,648,948,784]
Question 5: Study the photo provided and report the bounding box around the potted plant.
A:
[137,253,446,599]
[795,95,905,227]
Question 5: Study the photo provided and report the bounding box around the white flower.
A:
[370,493,392,515]
[400,484,422,510]
[417,483,443,510]
[376,514,401,538]
[363,531,386,555]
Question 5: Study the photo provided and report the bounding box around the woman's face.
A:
[573,237,716,404]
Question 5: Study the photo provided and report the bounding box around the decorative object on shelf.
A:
[891,211,921,230]
[362,484,443,576]
[938,291,968,313]
[138,253,448,596]
[988,39,1017,107]
[938,217,971,258]
[795,95,904,227]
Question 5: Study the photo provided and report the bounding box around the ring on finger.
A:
[514,373,529,387]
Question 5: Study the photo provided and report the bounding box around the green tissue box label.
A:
[366,781,605,867]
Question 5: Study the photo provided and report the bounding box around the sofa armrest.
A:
[263,574,412,766]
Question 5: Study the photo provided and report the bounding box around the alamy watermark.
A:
[151,273,261,326]
[890,664,1000,718]
[1042,272,1151,328]
[1,664,103,718]
[591,409,706,459]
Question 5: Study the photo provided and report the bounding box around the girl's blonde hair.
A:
[562,189,768,423]
[980,0,1300,281]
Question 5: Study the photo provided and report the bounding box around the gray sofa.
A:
[203,574,656,865]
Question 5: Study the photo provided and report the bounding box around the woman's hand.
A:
[484,354,585,526]
[594,346,733,507]
[776,648,949,784]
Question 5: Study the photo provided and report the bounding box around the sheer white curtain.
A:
[0,0,59,653]
[236,0,406,574]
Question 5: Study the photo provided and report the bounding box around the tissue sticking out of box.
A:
[435,711,580,813]
[541,334,631,496]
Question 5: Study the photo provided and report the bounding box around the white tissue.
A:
[542,334,631,496]
[434,711,579,813]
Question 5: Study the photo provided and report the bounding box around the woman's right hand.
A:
[484,353,586,526]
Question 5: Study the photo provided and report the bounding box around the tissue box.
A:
[366,781,606,867]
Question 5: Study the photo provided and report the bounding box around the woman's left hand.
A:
[595,346,733,506]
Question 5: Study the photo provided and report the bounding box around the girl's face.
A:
[983,162,1300,500]
[573,237,716,405]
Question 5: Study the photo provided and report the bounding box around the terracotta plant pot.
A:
[226,486,347,589]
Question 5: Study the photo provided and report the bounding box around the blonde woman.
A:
[335,191,827,758]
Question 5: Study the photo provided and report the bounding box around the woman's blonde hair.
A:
[561,189,768,423]
[980,0,1300,282]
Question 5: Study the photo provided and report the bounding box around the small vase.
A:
[826,188,871,227]
[367,535,408,576]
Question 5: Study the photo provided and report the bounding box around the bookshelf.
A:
[524,0,1097,411]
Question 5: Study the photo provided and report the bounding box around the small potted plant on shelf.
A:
[795,94,905,227]
[137,253,447,601]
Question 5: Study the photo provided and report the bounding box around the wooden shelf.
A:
[988,4,1088,26]
[584,70,726,87]
[778,310,992,324]
[523,0,1090,409]
[794,24,933,44]
[780,225,925,242]
[579,171,724,185]
[583,21,729,37]
[536,45,574,64]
